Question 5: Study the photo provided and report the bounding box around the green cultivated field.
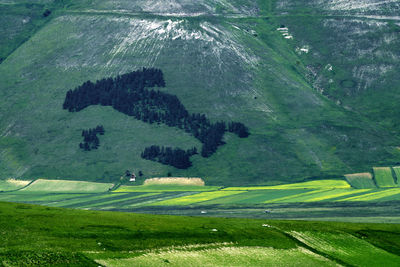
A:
[1,201,400,266]
[0,179,31,191]
[0,192,89,203]
[201,189,310,204]
[2,178,400,223]
[223,180,351,190]
[289,231,400,266]
[2,178,400,212]
[373,167,396,188]
[339,188,400,202]
[152,191,244,206]
[393,167,400,184]
[302,189,372,202]
[20,179,113,193]
[116,184,221,192]
[345,173,377,189]
[99,247,336,267]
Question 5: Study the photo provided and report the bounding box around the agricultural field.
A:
[289,231,400,266]
[153,190,245,205]
[200,189,311,205]
[393,166,400,184]
[373,167,396,188]
[2,178,400,212]
[20,179,113,193]
[265,189,362,203]
[1,178,400,223]
[0,192,90,204]
[98,246,336,267]
[223,180,351,190]
[115,184,221,192]
[344,173,376,189]
[0,178,31,191]
[143,177,205,186]
[1,201,400,266]
[339,188,400,202]
[133,201,400,224]
[0,191,162,209]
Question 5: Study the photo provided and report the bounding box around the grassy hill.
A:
[1,0,400,185]
[1,201,400,266]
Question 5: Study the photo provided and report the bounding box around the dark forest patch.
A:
[63,68,249,169]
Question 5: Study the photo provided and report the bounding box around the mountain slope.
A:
[0,0,399,185]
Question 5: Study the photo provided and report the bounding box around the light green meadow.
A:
[96,246,336,267]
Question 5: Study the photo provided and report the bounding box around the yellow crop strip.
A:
[305,189,371,202]
[224,180,351,191]
[263,189,331,203]
[154,191,245,205]
[339,188,400,201]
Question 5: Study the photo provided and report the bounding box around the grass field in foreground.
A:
[1,201,400,266]
[20,179,113,193]
[98,246,335,267]
[289,231,400,266]
[373,167,396,188]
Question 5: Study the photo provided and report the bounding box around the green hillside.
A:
[1,0,400,185]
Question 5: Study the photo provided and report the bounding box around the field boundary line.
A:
[0,179,37,193]
[270,226,354,267]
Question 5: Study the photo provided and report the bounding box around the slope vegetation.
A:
[1,0,400,185]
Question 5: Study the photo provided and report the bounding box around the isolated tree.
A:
[42,9,51,17]
[79,125,105,151]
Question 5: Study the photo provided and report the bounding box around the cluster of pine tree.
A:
[79,125,105,151]
[228,122,249,138]
[63,68,165,113]
[141,146,197,169]
[64,69,249,167]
